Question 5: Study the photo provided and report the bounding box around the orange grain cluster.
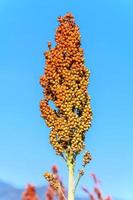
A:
[44,172,60,190]
[40,13,92,155]
[82,151,92,167]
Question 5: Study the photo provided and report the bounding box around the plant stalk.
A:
[68,161,74,200]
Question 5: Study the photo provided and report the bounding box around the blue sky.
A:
[0,0,133,199]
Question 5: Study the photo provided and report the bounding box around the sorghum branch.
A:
[74,169,84,192]
[60,153,67,162]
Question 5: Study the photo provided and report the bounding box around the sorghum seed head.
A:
[83,151,92,166]
[44,172,59,191]
[79,169,84,176]
[40,13,92,155]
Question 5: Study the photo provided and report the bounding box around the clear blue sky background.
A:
[0,0,133,199]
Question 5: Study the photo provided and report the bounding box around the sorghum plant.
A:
[82,173,112,200]
[40,12,92,200]
[22,184,39,200]
[45,165,65,200]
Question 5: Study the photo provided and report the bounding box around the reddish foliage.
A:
[90,173,101,185]
[22,184,39,200]
[22,168,112,200]
[105,196,112,200]
[45,165,66,200]
[94,187,102,200]
[52,165,58,174]
[82,186,89,194]
[89,193,96,200]
[45,186,55,200]
[82,174,112,200]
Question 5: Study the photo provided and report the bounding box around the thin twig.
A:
[61,153,67,162]
[74,169,84,192]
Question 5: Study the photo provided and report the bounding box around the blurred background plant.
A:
[45,165,66,200]
[82,173,112,200]
[22,184,39,200]
[21,165,112,200]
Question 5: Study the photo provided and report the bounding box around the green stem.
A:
[74,165,85,192]
[67,155,75,200]
[74,172,82,192]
